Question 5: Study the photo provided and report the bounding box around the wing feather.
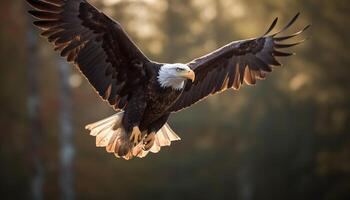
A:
[170,13,309,112]
[27,0,151,110]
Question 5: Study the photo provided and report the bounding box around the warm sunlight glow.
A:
[103,0,160,6]
[102,0,121,6]
[69,74,82,88]
[290,73,309,91]
[229,3,246,18]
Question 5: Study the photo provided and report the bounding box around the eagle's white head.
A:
[157,63,195,90]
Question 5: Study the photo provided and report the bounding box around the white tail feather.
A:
[85,112,181,160]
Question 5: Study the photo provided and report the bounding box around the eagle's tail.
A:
[85,111,181,160]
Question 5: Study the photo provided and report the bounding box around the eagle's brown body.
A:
[122,63,183,134]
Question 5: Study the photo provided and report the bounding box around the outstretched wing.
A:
[27,0,151,110]
[170,13,310,112]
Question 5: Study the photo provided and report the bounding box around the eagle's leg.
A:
[122,93,147,148]
[144,113,170,150]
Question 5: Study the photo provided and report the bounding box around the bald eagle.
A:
[27,0,310,160]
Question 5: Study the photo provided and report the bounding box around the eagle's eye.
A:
[176,67,183,72]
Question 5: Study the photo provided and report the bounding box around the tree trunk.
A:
[58,58,75,200]
[26,13,45,200]
[237,165,254,200]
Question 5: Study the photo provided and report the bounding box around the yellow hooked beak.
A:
[180,69,195,82]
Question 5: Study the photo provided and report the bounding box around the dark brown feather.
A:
[26,0,62,13]
[41,28,60,37]
[272,12,300,36]
[273,50,295,57]
[27,0,151,111]
[43,0,64,6]
[28,10,60,20]
[263,17,278,36]
[274,25,311,41]
[274,39,307,48]
[33,20,63,29]
[170,13,309,112]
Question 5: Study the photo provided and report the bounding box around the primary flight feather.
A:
[27,0,310,160]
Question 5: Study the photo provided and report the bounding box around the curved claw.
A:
[129,126,142,146]
[143,132,156,150]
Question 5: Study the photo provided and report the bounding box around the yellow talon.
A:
[130,126,142,146]
[143,132,156,150]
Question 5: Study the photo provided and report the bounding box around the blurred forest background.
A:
[1,0,349,199]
